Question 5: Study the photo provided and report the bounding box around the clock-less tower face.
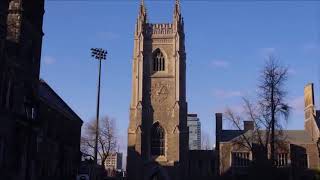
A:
[127,1,188,180]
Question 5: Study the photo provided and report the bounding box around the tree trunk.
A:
[102,156,108,170]
[271,84,275,167]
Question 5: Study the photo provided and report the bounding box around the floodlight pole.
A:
[91,48,107,165]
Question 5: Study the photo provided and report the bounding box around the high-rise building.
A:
[105,152,123,171]
[187,114,201,150]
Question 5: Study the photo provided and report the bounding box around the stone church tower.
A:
[127,0,188,180]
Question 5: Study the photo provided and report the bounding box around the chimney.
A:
[216,113,222,134]
[215,113,222,175]
[244,121,254,131]
[304,83,315,111]
[304,83,319,141]
[304,83,316,127]
[215,113,222,149]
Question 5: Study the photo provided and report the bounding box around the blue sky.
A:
[41,0,320,155]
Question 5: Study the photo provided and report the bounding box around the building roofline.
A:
[38,79,83,123]
[188,113,198,117]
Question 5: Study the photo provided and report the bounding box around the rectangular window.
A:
[231,152,250,167]
[275,153,288,167]
[5,79,13,109]
[31,107,36,120]
[0,137,4,166]
[294,154,308,169]
[211,160,215,174]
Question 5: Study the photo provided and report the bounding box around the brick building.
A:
[0,0,83,179]
[215,83,320,179]
[37,80,83,179]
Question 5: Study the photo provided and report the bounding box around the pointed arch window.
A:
[153,49,165,72]
[151,123,165,156]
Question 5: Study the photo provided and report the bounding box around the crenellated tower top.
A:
[135,0,184,37]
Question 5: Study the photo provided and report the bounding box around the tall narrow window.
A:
[151,123,165,156]
[294,154,308,169]
[153,49,165,72]
[151,173,160,180]
[231,152,250,167]
[0,137,4,167]
[275,153,288,167]
[5,79,13,109]
[0,79,5,107]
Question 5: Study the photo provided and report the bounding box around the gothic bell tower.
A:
[127,0,188,180]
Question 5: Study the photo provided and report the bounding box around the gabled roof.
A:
[221,130,245,142]
[38,79,83,123]
[220,129,314,144]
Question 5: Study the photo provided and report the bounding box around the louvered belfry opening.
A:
[153,49,165,72]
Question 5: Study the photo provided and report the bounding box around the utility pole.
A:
[91,48,107,164]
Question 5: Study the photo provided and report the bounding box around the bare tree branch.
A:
[224,55,290,167]
[81,116,118,169]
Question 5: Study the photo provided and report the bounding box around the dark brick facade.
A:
[0,1,83,180]
[188,150,216,180]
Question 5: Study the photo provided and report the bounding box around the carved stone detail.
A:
[151,82,170,104]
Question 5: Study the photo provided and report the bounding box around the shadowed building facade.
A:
[215,83,320,179]
[127,0,188,180]
[0,0,46,179]
[0,1,83,179]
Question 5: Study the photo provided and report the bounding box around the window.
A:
[1,78,13,109]
[231,152,250,167]
[0,137,4,166]
[298,154,308,168]
[153,49,165,72]
[198,160,203,169]
[151,173,160,180]
[294,154,308,169]
[211,160,215,174]
[151,123,165,156]
[275,153,288,167]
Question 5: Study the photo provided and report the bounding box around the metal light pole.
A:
[91,48,107,164]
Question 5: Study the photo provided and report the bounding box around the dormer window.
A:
[153,49,165,72]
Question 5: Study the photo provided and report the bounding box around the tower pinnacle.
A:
[139,0,146,16]
[174,0,181,16]
[137,0,147,27]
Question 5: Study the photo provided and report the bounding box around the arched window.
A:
[153,49,165,72]
[151,123,165,156]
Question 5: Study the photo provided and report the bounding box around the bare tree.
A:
[81,116,117,169]
[225,55,290,166]
[259,56,290,165]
